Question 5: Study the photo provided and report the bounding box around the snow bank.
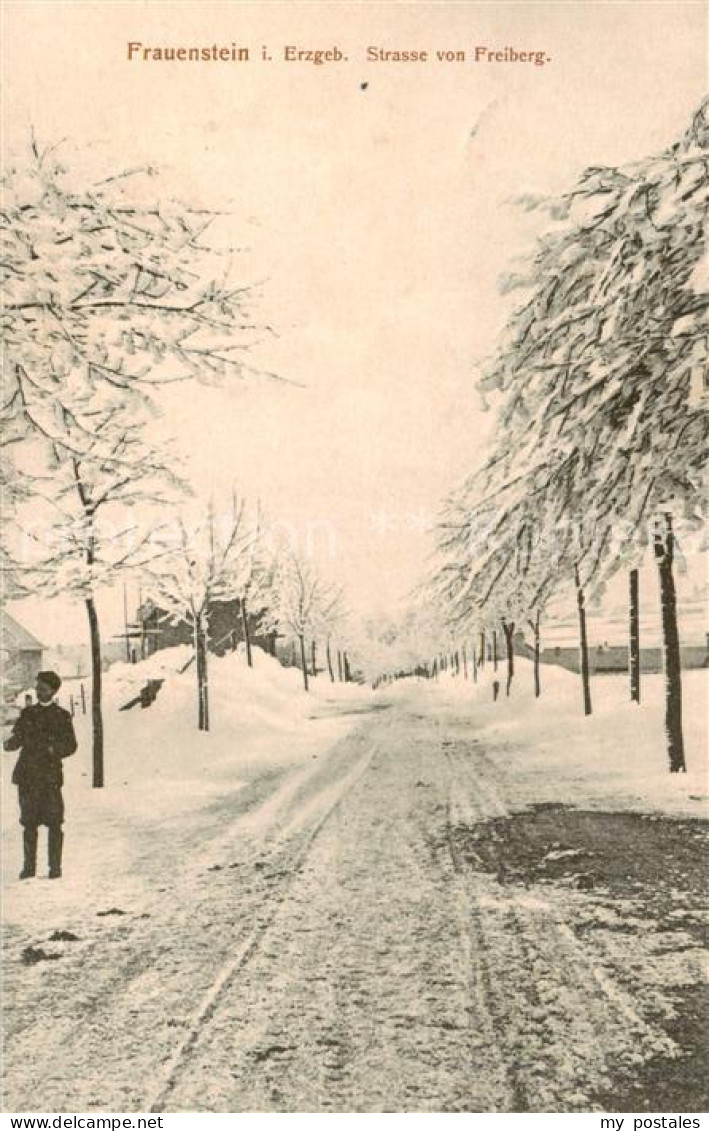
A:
[424,658,708,818]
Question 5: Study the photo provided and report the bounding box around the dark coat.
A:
[5,703,77,827]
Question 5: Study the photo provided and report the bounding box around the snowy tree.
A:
[270,554,329,692]
[1,137,281,773]
[436,101,707,766]
[2,139,275,425]
[315,582,348,684]
[2,403,181,785]
[434,483,562,701]
[144,495,257,731]
[223,503,280,670]
[484,100,707,767]
[356,603,444,686]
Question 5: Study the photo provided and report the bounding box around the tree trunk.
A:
[343,651,352,682]
[574,564,593,717]
[241,596,253,668]
[85,597,104,788]
[201,634,210,732]
[461,643,468,680]
[472,642,478,683]
[492,629,498,671]
[311,639,317,678]
[479,631,486,668]
[501,619,515,697]
[326,637,335,683]
[529,610,541,699]
[653,515,686,772]
[629,567,640,705]
[195,624,202,728]
[195,622,210,731]
[337,649,343,682]
[299,635,309,691]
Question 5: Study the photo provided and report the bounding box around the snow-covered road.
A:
[3,686,707,1113]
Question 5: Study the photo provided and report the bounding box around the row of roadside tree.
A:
[428,101,708,773]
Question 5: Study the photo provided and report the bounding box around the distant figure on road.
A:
[4,671,77,880]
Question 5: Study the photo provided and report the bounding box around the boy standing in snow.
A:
[4,671,77,880]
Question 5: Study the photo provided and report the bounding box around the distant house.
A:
[515,603,707,675]
[133,598,280,662]
[44,642,89,679]
[1,611,44,697]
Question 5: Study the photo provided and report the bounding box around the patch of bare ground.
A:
[450,805,709,1112]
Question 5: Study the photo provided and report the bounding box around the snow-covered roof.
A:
[0,610,45,653]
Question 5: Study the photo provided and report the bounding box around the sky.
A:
[3,0,707,645]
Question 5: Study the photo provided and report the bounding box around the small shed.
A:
[1,611,45,695]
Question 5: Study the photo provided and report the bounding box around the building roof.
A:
[1,610,45,653]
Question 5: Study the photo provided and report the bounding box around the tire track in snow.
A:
[160,702,515,1112]
[407,709,522,1109]
[438,739,528,1111]
[146,738,380,1113]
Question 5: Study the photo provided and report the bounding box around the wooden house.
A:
[133,598,280,661]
